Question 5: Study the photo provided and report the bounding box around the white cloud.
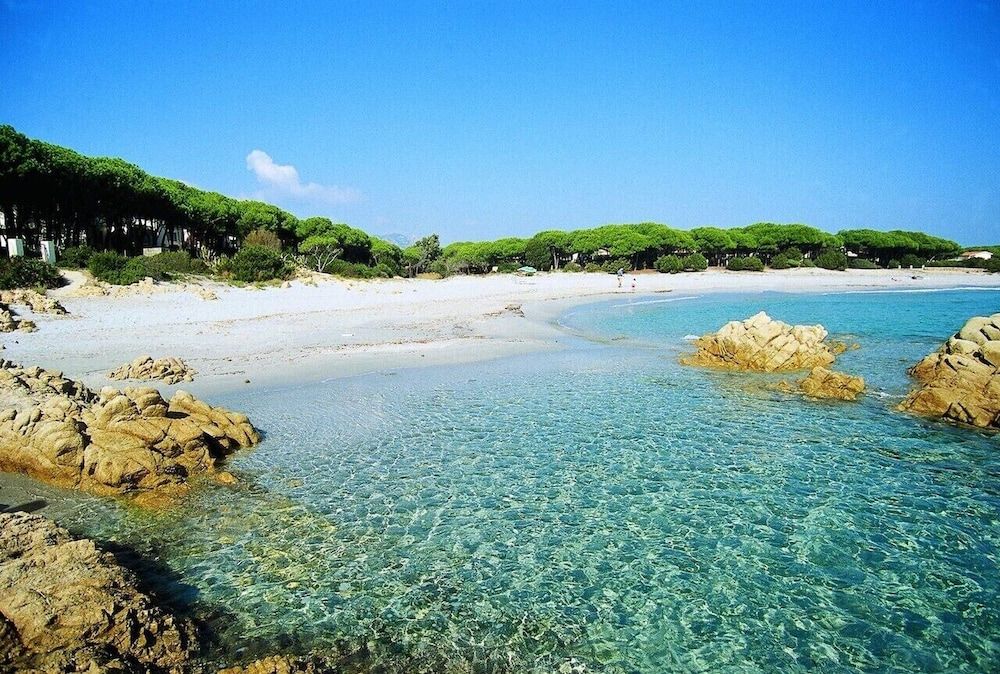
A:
[246,150,361,204]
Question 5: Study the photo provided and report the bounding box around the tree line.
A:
[441,222,963,272]
[0,124,965,277]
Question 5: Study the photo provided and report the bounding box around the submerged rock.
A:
[109,355,197,385]
[217,654,339,674]
[0,513,367,674]
[898,313,1000,429]
[0,512,195,673]
[774,366,866,401]
[0,360,259,498]
[681,311,837,372]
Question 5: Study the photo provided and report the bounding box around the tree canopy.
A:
[0,124,966,274]
[838,229,962,264]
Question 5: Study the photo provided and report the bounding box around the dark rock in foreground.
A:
[0,511,195,673]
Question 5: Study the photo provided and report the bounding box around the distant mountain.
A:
[377,232,417,247]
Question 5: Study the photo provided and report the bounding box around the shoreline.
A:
[2,271,999,673]
[5,267,999,397]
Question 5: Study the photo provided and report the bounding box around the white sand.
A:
[6,267,999,396]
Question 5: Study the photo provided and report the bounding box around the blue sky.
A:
[2,1,998,244]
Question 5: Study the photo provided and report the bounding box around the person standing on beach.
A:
[617,268,624,288]
[631,276,637,292]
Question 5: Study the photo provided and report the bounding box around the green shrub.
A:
[900,253,926,268]
[496,262,520,273]
[371,262,396,278]
[58,245,96,268]
[800,258,815,267]
[244,228,282,252]
[602,258,632,273]
[769,255,792,270]
[815,249,848,271]
[123,257,154,283]
[654,254,684,273]
[848,258,879,269]
[682,252,708,271]
[886,259,901,269]
[88,252,155,285]
[562,262,582,272]
[88,251,125,281]
[985,258,1000,273]
[0,257,63,289]
[927,258,987,269]
[323,259,355,277]
[143,251,208,277]
[782,246,803,260]
[429,260,451,277]
[322,259,383,278]
[584,262,603,273]
[226,246,290,283]
[728,256,763,271]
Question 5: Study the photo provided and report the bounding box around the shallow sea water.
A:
[14,288,1000,672]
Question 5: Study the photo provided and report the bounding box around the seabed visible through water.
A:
[6,288,1000,673]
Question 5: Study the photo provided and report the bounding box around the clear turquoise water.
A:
[11,288,1000,672]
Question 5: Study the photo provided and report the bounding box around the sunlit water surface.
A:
[9,288,1000,673]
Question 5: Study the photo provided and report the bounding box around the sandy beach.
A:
[3,267,996,397]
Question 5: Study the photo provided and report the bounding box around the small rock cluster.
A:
[0,360,93,409]
[109,355,197,385]
[682,311,837,372]
[0,305,35,333]
[69,276,163,298]
[0,289,67,315]
[774,366,866,401]
[898,313,1000,428]
[0,360,259,497]
[684,312,866,401]
[0,290,67,333]
[0,512,195,673]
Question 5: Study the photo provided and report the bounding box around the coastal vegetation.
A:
[0,124,994,284]
[0,255,63,289]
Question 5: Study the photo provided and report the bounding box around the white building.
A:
[961,250,993,260]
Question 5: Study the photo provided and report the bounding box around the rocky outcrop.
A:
[774,366,866,401]
[898,314,1000,428]
[0,512,195,673]
[681,311,837,372]
[110,355,196,385]
[0,290,67,334]
[0,289,67,315]
[68,276,165,299]
[0,360,259,498]
[0,513,356,674]
[0,360,93,410]
[0,304,36,333]
[70,278,111,297]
